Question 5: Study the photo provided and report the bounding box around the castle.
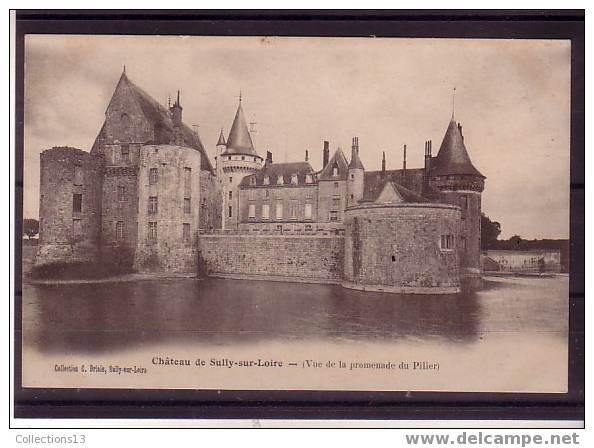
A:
[35,70,485,294]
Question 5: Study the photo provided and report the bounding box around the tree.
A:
[23,218,39,240]
[481,213,501,250]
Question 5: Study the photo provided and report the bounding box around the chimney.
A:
[403,144,407,172]
[265,151,273,166]
[171,90,183,127]
[424,140,432,174]
[305,149,309,162]
[323,141,330,168]
[381,151,386,176]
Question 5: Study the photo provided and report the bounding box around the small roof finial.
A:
[239,89,242,103]
[123,64,126,74]
[452,87,456,120]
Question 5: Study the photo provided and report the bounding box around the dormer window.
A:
[305,174,313,184]
[291,174,298,185]
[332,165,339,176]
[250,176,257,186]
[277,175,284,185]
[263,176,270,185]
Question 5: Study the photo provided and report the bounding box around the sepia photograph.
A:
[19,33,572,395]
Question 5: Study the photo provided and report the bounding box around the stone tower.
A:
[429,113,485,278]
[347,136,364,207]
[220,96,263,229]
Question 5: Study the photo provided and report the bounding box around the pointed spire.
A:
[432,114,484,178]
[451,87,456,120]
[349,136,364,170]
[223,98,257,156]
[217,128,226,146]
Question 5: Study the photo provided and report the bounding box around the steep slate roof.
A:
[317,148,349,181]
[223,102,258,156]
[240,161,315,187]
[362,178,428,204]
[432,116,484,178]
[93,71,214,172]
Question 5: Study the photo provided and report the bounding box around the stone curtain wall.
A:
[199,234,344,283]
[343,203,461,294]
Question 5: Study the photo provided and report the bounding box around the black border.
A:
[12,10,585,424]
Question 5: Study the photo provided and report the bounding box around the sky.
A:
[23,35,571,239]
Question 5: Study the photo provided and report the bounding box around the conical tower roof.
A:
[217,128,226,146]
[349,147,365,170]
[432,116,484,178]
[223,101,257,156]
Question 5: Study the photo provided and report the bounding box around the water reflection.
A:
[22,278,492,354]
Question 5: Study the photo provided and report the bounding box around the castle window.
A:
[117,186,126,202]
[248,204,256,219]
[461,236,467,253]
[305,224,312,231]
[121,144,130,163]
[290,200,298,220]
[250,177,256,185]
[229,191,233,200]
[74,166,83,186]
[329,210,338,222]
[228,156,232,161]
[276,202,283,220]
[149,168,158,185]
[183,223,191,242]
[241,156,245,161]
[440,234,454,250]
[291,174,298,185]
[277,175,284,185]
[228,206,233,218]
[184,167,192,195]
[148,222,157,241]
[332,166,339,176]
[262,204,270,220]
[229,176,233,183]
[264,190,269,198]
[305,174,313,184]
[184,198,191,214]
[334,182,339,189]
[72,193,82,213]
[263,176,270,185]
[148,196,158,214]
[350,194,354,200]
[116,221,125,241]
[304,203,312,220]
[73,219,82,238]
[332,195,341,207]
[351,173,355,180]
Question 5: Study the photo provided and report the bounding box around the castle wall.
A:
[238,184,319,226]
[198,234,344,284]
[133,144,202,273]
[317,179,347,224]
[100,166,139,268]
[430,175,484,276]
[199,170,223,231]
[343,203,461,294]
[36,147,103,266]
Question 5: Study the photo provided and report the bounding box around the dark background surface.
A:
[12,9,584,424]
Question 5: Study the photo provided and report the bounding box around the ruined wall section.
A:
[36,147,103,266]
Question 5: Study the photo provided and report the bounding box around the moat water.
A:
[20,275,569,392]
